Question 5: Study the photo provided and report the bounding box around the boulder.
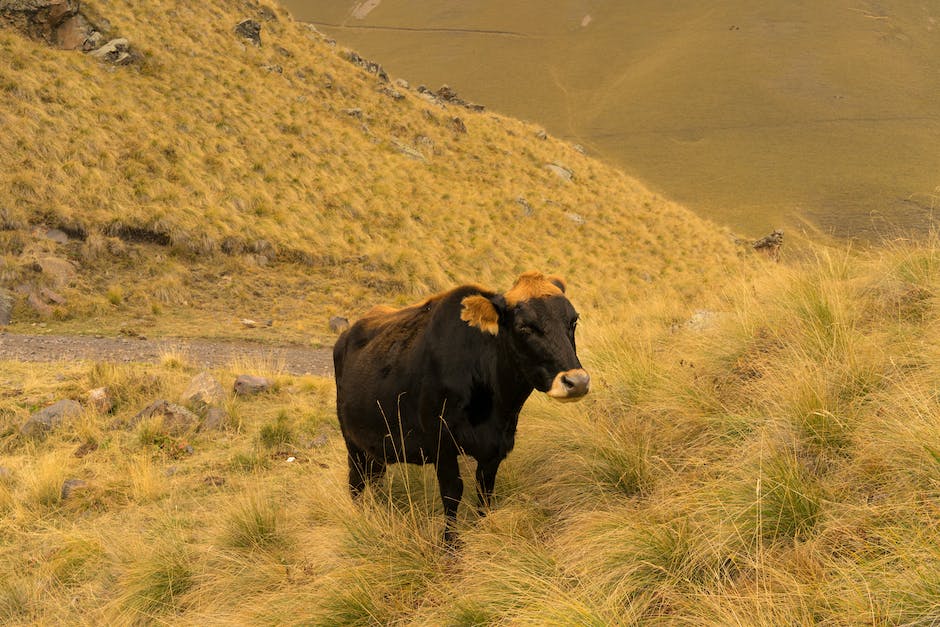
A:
[234,19,261,46]
[87,37,134,64]
[233,374,272,396]
[129,399,199,436]
[179,371,225,411]
[21,399,82,437]
[86,386,112,413]
[36,256,76,286]
[451,117,467,134]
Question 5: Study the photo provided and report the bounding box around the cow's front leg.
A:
[475,458,501,514]
[435,453,463,545]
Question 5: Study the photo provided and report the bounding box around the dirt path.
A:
[0,333,335,377]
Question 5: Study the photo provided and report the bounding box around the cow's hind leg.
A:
[347,444,386,499]
[475,458,501,514]
[435,453,463,545]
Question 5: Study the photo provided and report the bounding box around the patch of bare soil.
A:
[0,332,334,376]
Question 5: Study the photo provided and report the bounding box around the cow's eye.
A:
[517,321,540,335]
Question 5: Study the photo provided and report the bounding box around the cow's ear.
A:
[547,275,566,293]
[460,295,500,335]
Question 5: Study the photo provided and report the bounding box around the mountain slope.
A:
[0,0,738,342]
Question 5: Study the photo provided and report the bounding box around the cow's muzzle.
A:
[546,369,591,401]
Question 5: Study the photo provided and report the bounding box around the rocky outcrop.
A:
[343,50,388,82]
[234,19,261,47]
[0,1,138,62]
[753,229,784,261]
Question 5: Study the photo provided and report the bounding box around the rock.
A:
[73,439,98,458]
[753,229,784,261]
[234,374,272,396]
[329,316,349,333]
[87,37,134,65]
[86,386,112,413]
[516,197,533,216]
[203,475,226,487]
[42,228,69,244]
[451,117,467,134]
[687,310,721,331]
[0,0,96,49]
[344,107,363,119]
[129,400,200,436]
[545,163,574,182]
[0,288,12,325]
[393,141,426,161]
[26,290,52,317]
[260,63,282,73]
[60,478,88,500]
[234,19,261,46]
[535,129,548,140]
[180,372,225,411]
[573,144,586,154]
[394,78,410,90]
[344,50,388,82]
[39,287,65,305]
[202,406,227,431]
[21,399,82,437]
[565,212,586,226]
[36,256,76,286]
[380,86,404,100]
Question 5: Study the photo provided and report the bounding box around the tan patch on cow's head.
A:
[504,271,566,306]
[461,295,499,335]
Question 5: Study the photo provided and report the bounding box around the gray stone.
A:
[329,316,349,333]
[394,78,410,90]
[451,117,467,134]
[129,400,200,436]
[233,374,272,396]
[0,288,12,325]
[202,406,227,431]
[535,129,548,140]
[234,19,261,46]
[180,371,225,411]
[43,228,69,243]
[21,399,82,437]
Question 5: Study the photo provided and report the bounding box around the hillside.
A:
[286,0,940,238]
[0,0,739,345]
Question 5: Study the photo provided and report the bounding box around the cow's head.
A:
[461,272,590,401]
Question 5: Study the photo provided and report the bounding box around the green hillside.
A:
[286,0,940,238]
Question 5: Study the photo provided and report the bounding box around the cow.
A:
[332,271,590,542]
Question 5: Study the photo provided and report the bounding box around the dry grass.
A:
[0,0,740,345]
[2,239,940,623]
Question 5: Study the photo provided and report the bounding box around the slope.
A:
[0,0,739,344]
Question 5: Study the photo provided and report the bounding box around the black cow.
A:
[333,271,590,541]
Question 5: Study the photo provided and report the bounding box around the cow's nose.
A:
[547,369,591,401]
